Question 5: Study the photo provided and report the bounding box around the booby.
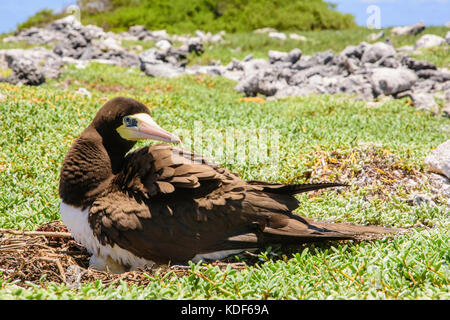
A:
[59,97,394,273]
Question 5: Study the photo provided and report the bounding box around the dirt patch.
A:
[0,221,248,288]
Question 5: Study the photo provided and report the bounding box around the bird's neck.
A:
[59,127,131,209]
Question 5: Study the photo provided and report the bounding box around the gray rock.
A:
[370,67,417,96]
[340,42,369,59]
[429,173,450,198]
[361,42,396,63]
[410,92,439,113]
[391,22,426,36]
[268,50,288,64]
[415,34,445,49]
[402,56,437,71]
[7,59,45,85]
[416,69,450,82]
[425,139,450,180]
[409,194,436,207]
[142,63,184,78]
[0,48,63,81]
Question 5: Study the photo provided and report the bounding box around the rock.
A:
[391,22,426,36]
[425,139,450,180]
[141,63,184,78]
[75,87,92,97]
[415,34,445,49]
[367,31,384,42]
[361,42,396,63]
[268,50,288,64]
[289,33,307,41]
[443,91,450,117]
[155,39,172,51]
[402,56,437,71]
[370,67,418,96]
[409,194,436,207]
[410,92,439,113]
[415,69,450,82]
[7,59,45,85]
[0,48,63,82]
[397,45,414,53]
[268,32,287,40]
[428,173,450,198]
[340,42,369,59]
[254,28,277,34]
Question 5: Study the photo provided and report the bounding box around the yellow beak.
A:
[117,113,181,143]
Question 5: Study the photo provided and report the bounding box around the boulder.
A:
[361,42,396,63]
[415,34,445,49]
[141,63,184,78]
[391,22,426,36]
[370,67,417,96]
[425,139,450,180]
[410,92,439,113]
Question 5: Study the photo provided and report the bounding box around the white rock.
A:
[268,32,287,40]
[289,33,307,41]
[254,27,277,34]
[155,39,172,51]
[391,22,425,36]
[415,34,445,49]
[425,139,450,180]
[75,88,92,97]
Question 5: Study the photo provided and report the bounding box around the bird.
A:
[59,97,396,273]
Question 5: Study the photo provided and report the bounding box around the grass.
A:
[0,61,449,299]
[0,26,449,299]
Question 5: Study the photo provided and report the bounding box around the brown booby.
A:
[59,97,394,273]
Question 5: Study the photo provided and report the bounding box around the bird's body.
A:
[59,97,395,273]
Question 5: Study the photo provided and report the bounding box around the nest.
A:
[0,221,248,288]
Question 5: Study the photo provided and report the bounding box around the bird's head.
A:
[92,97,181,146]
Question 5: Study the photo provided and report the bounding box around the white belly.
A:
[60,201,252,270]
[59,201,154,271]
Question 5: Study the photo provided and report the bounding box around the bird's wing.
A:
[88,144,395,264]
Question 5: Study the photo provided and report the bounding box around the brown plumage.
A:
[59,97,396,269]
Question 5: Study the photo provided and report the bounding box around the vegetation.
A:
[0,4,449,300]
[0,60,449,298]
[16,0,356,33]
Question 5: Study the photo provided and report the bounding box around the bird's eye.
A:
[123,116,137,127]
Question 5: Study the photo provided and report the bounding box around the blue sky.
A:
[0,0,448,34]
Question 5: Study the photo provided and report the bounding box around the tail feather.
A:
[247,181,348,195]
[260,216,399,246]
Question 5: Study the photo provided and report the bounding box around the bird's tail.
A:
[246,181,348,195]
[244,180,401,245]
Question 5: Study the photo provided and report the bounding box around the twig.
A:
[0,228,72,239]
[38,257,67,282]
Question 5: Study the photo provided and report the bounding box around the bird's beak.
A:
[117,113,181,143]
